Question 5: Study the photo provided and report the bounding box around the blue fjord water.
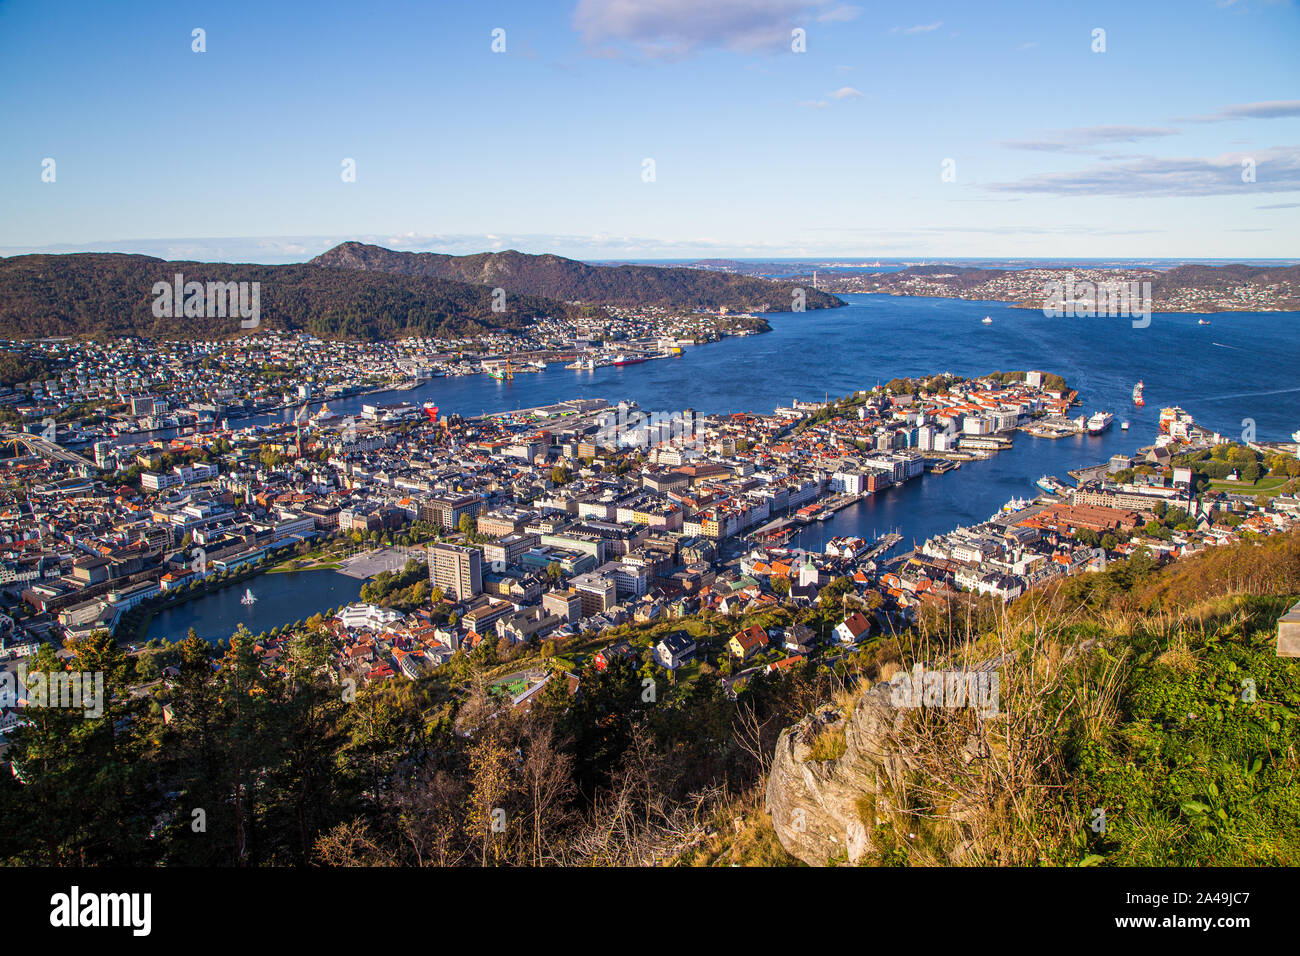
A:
[153,294,1299,642]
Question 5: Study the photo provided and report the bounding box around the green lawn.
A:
[268,561,342,573]
[1208,476,1294,498]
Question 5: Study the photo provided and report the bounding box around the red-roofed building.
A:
[727,623,769,660]
[834,611,872,645]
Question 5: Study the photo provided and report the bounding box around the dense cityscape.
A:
[4,342,1298,723]
[2,2,1298,934]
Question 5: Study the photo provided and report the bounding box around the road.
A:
[2,430,98,469]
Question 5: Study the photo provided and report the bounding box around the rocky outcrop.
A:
[765,682,916,866]
[767,650,1020,866]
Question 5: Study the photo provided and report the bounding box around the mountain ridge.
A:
[309,241,846,311]
[0,252,584,341]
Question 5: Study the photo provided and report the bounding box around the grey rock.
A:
[765,682,915,866]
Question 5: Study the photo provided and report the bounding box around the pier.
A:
[862,532,903,562]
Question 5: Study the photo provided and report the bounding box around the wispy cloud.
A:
[830,86,865,99]
[798,99,830,109]
[572,0,842,57]
[817,4,861,22]
[1257,201,1300,209]
[892,21,943,34]
[1177,100,1300,122]
[987,146,1300,197]
[1016,41,1038,51]
[1000,125,1181,154]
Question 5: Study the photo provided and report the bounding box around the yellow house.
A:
[727,624,768,660]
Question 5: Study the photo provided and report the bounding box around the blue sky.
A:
[1,0,1297,261]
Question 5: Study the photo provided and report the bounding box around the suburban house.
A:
[833,611,872,645]
[782,623,818,655]
[727,623,769,661]
[594,639,637,671]
[654,630,697,670]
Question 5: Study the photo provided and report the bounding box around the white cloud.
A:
[572,0,840,57]
[830,86,864,99]
[892,21,943,34]
[1000,125,1181,153]
[986,146,1300,197]
[1178,100,1300,123]
[817,4,861,22]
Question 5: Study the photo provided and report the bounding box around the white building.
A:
[337,603,406,631]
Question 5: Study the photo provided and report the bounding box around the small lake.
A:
[144,570,363,645]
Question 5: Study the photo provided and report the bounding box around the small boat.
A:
[1197,319,1210,326]
[240,588,257,607]
[1120,420,1130,430]
[981,316,993,325]
[1132,381,1144,406]
[1087,411,1114,435]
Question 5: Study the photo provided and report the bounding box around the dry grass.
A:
[832,677,874,714]
[805,721,848,762]
[1155,645,1196,673]
[855,602,1129,866]
[679,796,801,867]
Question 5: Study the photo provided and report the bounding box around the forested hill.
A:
[0,253,599,341]
[310,242,846,312]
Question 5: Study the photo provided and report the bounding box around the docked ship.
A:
[1000,496,1031,514]
[311,403,341,424]
[1036,475,1069,495]
[1087,411,1114,434]
[422,402,440,424]
[612,354,647,367]
[1132,381,1144,406]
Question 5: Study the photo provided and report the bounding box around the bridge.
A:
[1,431,99,470]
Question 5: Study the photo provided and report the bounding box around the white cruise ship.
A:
[1087,411,1114,434]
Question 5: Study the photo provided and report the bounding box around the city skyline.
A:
[1,0,1298,261]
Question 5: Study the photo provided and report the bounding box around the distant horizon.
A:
[1,236,1297,269]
